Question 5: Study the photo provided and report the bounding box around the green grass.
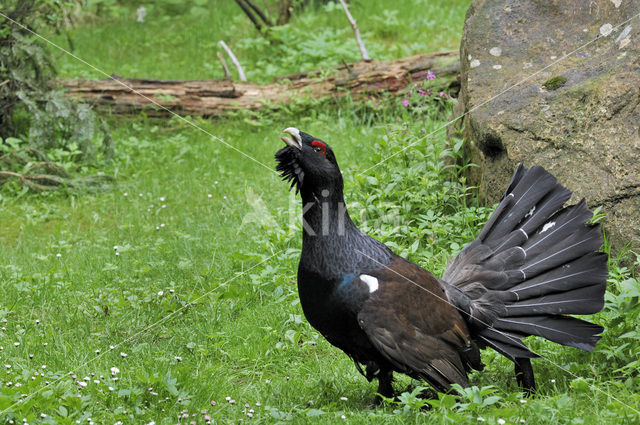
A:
[51,0,471,82]
[2,1,640,424]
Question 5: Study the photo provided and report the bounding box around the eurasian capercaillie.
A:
[275,127,607,405]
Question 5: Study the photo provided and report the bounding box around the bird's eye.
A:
[311,140,327,156]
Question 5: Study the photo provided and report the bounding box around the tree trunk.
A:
[60,51,459,118]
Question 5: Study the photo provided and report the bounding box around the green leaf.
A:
[306,409,325,416]
[58,405,68,417]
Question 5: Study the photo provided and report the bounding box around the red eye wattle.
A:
[311,141,327,156]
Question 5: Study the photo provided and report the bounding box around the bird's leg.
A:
[373,369,394,406]
[514,357,536,395]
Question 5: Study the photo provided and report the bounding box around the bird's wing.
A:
[356,255,473,391]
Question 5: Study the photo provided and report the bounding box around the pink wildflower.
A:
[401,99,410,107]
[426,70,436,80]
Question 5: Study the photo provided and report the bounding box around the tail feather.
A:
[444,164,607,361]
[521,223,603,278]
[477,328,539,359]
[484,166,560,245]
[504,284,606,316]
[511,252,608,299]
[490,316,603,351]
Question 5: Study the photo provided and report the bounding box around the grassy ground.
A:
[53,0,470,82]
[2,1,640,424]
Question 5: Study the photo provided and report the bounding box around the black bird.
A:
[275,127,607,404]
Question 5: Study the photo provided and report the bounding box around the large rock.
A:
[451,0,640,253]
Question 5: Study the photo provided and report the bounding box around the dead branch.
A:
[338,0,370,62]
[60,51,460,117]
[0,170,69,191]
[217,52,232,79]
[244,0,272,26]
[233,0,265,33]
[219,40,247,82]
[24,161,71,178]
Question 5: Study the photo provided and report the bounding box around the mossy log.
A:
[59,51,460,117]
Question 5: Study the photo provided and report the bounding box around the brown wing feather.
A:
[357,256,473,391]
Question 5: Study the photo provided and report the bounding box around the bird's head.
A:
[275,127,342,196]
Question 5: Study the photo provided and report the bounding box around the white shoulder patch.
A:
[541,221,556,233]
[359,274,379,293]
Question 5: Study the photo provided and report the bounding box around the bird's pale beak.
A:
[281,127,302,150]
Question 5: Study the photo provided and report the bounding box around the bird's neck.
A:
[300,184,357,239]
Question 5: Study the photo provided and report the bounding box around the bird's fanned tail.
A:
[443,165,607,360]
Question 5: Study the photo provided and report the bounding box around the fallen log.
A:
[60,51,460,117]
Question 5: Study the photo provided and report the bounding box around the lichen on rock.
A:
[542,76,567,91]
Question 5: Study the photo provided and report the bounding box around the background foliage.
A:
[0,0,111,193]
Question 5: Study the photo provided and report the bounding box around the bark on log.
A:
[60,51,460,117]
